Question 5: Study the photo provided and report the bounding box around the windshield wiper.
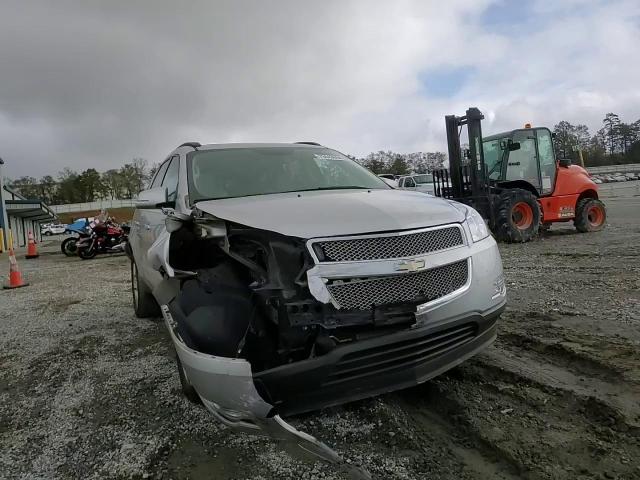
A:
[192,186,376,203]
[312,186,373,191]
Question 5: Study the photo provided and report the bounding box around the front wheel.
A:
[575,198,606,232]
[131,259,160,318]
[61,237,78,257]
[78,245,97,259]
[494,189,541,243]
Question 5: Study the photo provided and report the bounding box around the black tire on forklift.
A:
[176,352,202,404]
[495,189,541,243]
[574,198,606,233]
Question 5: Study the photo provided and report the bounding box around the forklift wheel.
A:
[495,189,541,243]
[574,198,606,233]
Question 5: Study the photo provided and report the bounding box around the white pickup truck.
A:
[398,173,435,195]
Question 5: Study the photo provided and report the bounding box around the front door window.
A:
[505,131,541,191]
[536,128,556,194]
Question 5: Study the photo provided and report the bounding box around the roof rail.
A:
[294,141,321,146]
[178,142,201,150]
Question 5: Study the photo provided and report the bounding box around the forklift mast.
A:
[435,107,494,222]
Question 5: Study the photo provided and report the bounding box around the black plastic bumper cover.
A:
[254,304,504,416]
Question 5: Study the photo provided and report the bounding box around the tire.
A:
[131,259,161,318]
[61,237,78,257]
[574,198,606,233]
[495,189,541,243]
[44,231,52,236]
[78,245,97,260]
[176,353,202,404]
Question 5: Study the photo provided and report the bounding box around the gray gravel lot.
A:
[1,196,639,480]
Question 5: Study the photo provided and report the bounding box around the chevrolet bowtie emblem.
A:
[395,259,426,272]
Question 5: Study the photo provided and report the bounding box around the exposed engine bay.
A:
[165,209,419,372]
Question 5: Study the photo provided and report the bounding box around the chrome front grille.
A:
[314,226,464,262]
[327,259,469,310]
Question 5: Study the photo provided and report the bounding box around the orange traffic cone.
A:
[25,231,39,259]
[4,247,29,289]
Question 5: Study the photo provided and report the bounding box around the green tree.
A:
[57,168,81,203]
[77,168,102,202]
[9,176,40,198]
[552,121,590,159]
[602,113,621,155]
[386,154,410,175]
[38,175,58,204]
[102,169,124,199]
[119,158,149,198]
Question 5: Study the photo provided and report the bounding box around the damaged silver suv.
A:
[128,142,506,449]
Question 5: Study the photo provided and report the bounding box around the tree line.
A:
[356,151,446,175]
[8,158,156,205]
[552,112,640,167]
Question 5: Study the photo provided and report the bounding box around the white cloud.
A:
[0,0,638,178]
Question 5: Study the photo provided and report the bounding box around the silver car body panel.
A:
[162,305,273,418]
[193,189,465,239]
[161,304,373,479]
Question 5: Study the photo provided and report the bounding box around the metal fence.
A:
[586,163,640,175]
[50,199,137,214]
[598,180,640,198]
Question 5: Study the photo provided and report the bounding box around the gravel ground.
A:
[1,196,639,480]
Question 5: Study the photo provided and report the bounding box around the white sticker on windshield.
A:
[313,153,345,161]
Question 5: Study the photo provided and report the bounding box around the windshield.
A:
[413,174,433,184]
[187,146,388,202]
[483,137,508,179]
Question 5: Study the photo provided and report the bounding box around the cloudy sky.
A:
[1,0,639,178]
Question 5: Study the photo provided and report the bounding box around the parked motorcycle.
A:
[61,219,91,257]
[76,219,129,260]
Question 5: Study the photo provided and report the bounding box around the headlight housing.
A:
[449,201,490,243]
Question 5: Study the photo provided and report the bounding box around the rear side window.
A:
[162,156,180,202]
[151,161,169,188]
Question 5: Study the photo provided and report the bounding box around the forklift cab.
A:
[483,127,557,196]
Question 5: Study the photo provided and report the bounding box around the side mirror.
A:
[508,141,521,152]
[558,158,572,168]
[135,186,168,208]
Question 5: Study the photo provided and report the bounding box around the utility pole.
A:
[0,157,9,251]
[572,145,585,168]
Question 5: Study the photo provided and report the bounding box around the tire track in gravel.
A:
[391,390,523,480]
[476,349,640,433]
[396,357,640,480]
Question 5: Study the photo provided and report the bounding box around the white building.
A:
[0,158,56,250]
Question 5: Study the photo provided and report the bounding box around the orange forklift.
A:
[433,107,606,242]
